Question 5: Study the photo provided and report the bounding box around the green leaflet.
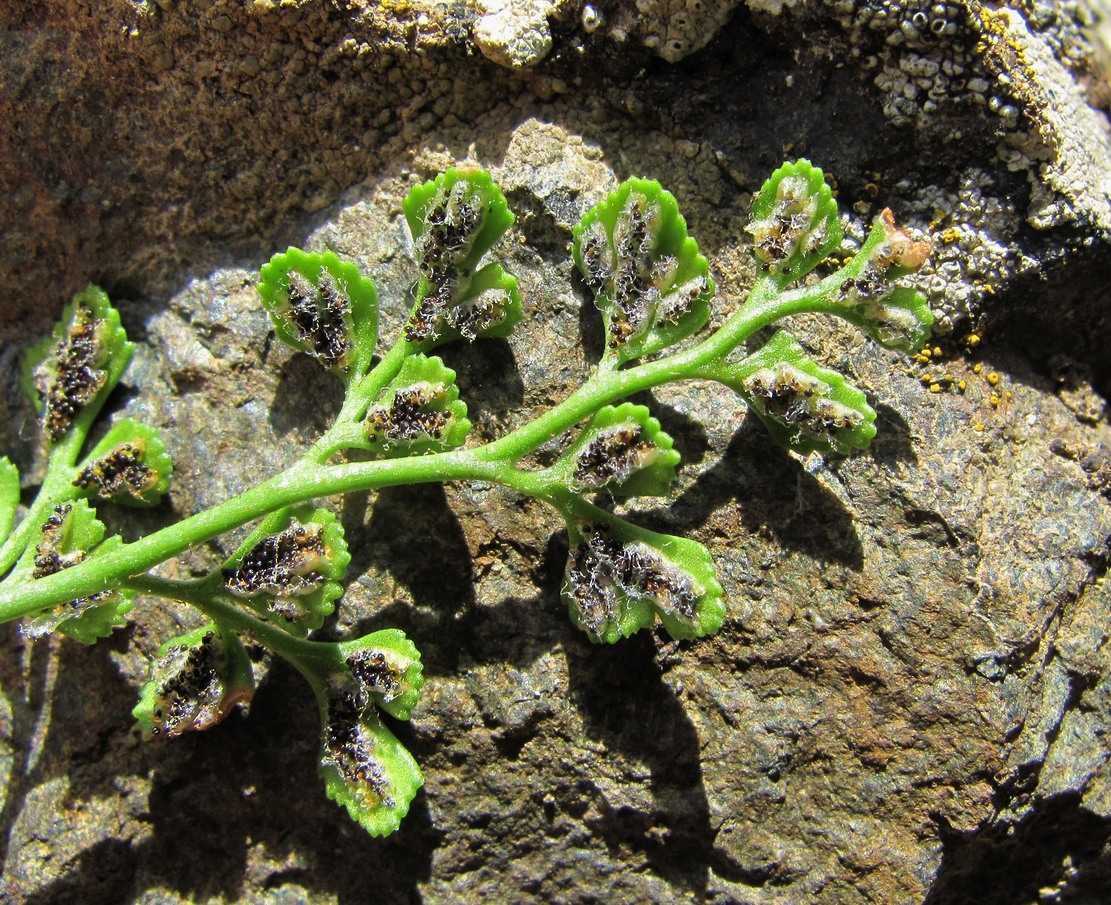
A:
[290,627,424,837]
[257,247,380,380]
[73,419,173,506]
[563,512,725,644]
[573,178,714,366]
[746,159,841,285]
[338,628,424,722]
[21,286,135,447]
[717,330,878,456]
[547,403,680,497]
[848,285,934,354]
[404,167,515,277]
[20,500,134,643]
[317,694,423,838]
[133,624,255,740]
[221,506,350,633]
[831,209,934,353]
[402,168,521,346]
[361,354,471,456]
[0,458,18,545]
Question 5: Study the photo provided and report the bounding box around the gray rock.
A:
[3,2,1111,902]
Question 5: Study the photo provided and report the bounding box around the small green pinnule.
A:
[573,178,713,366]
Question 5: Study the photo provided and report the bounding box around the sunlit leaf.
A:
[402,168,520,346]
[73,419,173,506]
[258,248,379,380]
[563,512,724,643]
[361,354,470,456]
[133,624,255,739]
[222,506,350,633]
[22,286,134,446]
[548,403,679,496]
[746,159,841,285]
[573,178,713,366]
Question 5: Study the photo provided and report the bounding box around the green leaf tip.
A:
[317,632,424,836]
[403,167,521,346]
[362,354,471,456]
[746,159,841,283]
[319,704,423,837]
[73,419,173,506]
[574,178,714,365]
[222,506,350,633]
[258,247,379,379]
[834,208,934,353]
[404,167,515,278]
[549,403,680,497]
[291,628,424,835]
[725,330,879,456]
[22,285,134,446]
[338,628,425,722]
[20,500,134,643]
[563,515,724,644]
[133,624,255,740]
[0,458,19,546]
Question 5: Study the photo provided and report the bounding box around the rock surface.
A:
[3,1,1111,903]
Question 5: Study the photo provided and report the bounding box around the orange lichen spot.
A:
[878,208,932,272]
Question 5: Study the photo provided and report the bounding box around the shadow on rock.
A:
[134,661,433,903]
[355,484,476,677]
[268,352,345,441]
[926,792,1111,905]
[565,632,714,898]
[672,417,867,569]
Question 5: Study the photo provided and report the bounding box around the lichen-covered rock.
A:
[473,0,556,69]
[597,0,744,62]
[4,2,1111,903]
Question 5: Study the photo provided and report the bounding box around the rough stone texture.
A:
[473,0,559,68]
[4,1,1111,903]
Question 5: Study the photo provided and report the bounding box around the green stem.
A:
[0,450,494,621]
[0,433,86,575]
[311,341,413,461]
[473,276,828,463]
[0,273,844,625]
[125,574,343,678]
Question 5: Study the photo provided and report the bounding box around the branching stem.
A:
[0,274,850,623]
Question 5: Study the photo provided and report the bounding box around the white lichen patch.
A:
[474,0,554,69]
[840,169,1020,334]
[814,1,1111,233]
[907,169,1019,333]
[988,7,1111,232]
[605,0,742,63]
